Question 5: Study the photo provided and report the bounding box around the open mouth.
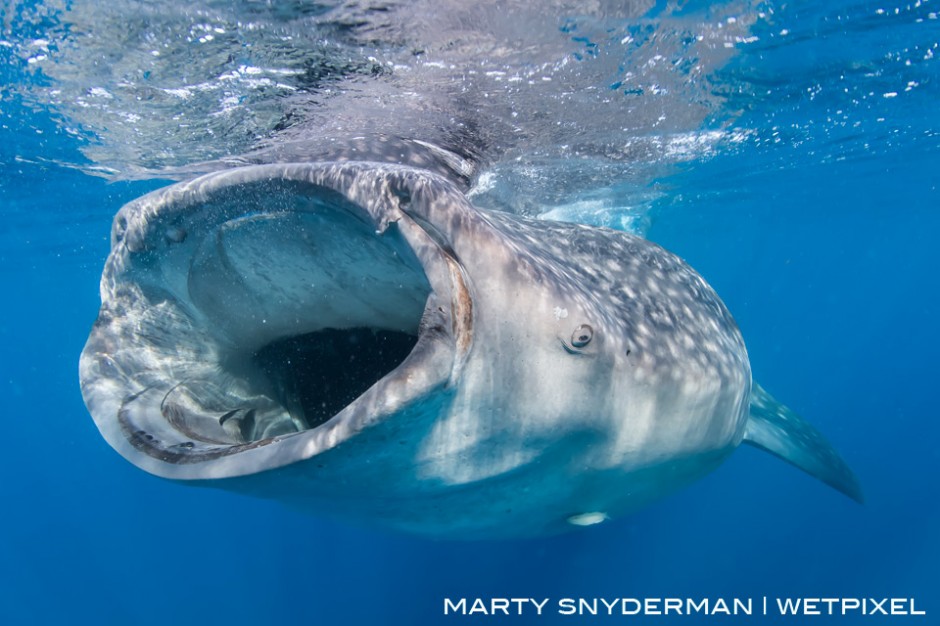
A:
[178,195,435,444]
[81,164,471,476]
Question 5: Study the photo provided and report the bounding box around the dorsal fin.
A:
[744,382,864,503]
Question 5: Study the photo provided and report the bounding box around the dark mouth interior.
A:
[252,327,419,431]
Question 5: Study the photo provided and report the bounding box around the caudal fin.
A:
[743,383,864,503]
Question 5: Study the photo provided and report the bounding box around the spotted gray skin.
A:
[80,161,861,539]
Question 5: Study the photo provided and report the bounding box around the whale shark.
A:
[80,160,862,539]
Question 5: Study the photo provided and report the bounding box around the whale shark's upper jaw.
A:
[81,163,472,479]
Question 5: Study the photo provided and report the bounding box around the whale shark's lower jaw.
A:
[80,163,470,479]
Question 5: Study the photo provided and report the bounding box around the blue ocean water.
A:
[1,1,938,624]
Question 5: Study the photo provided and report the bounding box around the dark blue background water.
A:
[2,2,938,624]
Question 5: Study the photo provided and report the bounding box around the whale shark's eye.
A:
[571,324,593,348]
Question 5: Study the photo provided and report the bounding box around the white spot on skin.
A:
[567,512,608,526]
[553,306,568,320]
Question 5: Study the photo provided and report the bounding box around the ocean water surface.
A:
[1,0,938,624]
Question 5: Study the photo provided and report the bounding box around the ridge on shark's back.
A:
[80,161,861,539]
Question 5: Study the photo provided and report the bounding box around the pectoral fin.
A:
[744,382,864,503]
